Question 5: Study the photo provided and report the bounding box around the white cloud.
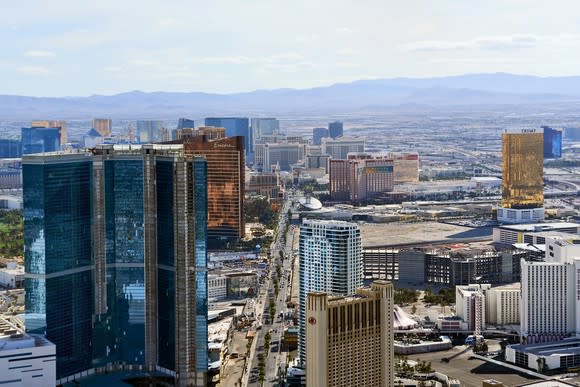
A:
[403,34,541,52]
[128,59,159,66]
[336,48,356,56]
[103,66,122,72]
[158,17,184,27]
[196,56,253,65]
[335,62,360,68]
[24,50,56,57]
[336,27,352,34]
[295,33,319,43]
[268,52,304,62]
[262,61,316,73]
[16,66,50,75]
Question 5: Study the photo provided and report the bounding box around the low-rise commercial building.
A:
[493,222,580,245]
[0,317,56,386]
[364,245,530,287]
[0,262,24,289]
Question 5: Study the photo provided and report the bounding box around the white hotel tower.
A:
[521,235,580,342]
[298,219,362,365]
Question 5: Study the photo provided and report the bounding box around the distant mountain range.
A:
[3,73,580,119]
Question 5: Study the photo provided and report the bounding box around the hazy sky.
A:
[3,0,580,97]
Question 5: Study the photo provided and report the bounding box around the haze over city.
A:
[2,2,580,387]
[4,0,580,96]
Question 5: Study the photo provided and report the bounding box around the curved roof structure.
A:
[297,196,323,210]
[393,306,418,330]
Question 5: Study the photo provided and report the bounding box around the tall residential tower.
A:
[298,219,362,364]
[497,128,544,224]
[24,144,208,386]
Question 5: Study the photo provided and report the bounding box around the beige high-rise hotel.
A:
[306,280,394,387]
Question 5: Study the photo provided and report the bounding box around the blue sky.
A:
[3,0,580,97]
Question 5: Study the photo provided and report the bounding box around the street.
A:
[244,198,294,387]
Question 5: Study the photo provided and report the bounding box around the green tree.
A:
[244,196,276,228]
[0,210,24,258]
[264,331,271,352]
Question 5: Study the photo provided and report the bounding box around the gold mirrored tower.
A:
[498,128,544,223]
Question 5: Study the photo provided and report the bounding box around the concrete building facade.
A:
[329,154,394,202]
[520,235,580,343]
[299,219,362,364]
[306,281,394,387]
[486,283,521,326]
[321,136,365,160]
[0,317,56,387]
[456,284,490,333]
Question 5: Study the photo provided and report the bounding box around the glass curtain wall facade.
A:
[24,145,208,385]
[501,130,544,209]
[21,127,61,155]
[177,136,245,244]
[24,153,93,378]
[204,117,250,161]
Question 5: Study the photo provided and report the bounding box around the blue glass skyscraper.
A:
[542,126,562,159]
[328,121,344,139]
[312,127,329,146]
[24,152,94,377]
[21,127,61,155]
[204,117,249,159]
[0,138,22,158]
[24,144,208,386]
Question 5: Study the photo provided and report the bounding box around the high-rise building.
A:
[31,120,67,144]
[322,136,365,160]
[486,283,520,326]
[328,121,343,139]
[204,117,250,160]
[392,153,420,183]
[299,219,362,364]
[306,281,394,387]
[497,128,544,224]
[136,120,165,143]
[172,135,245,243]
[21,127,61,155]
[92,118,112,137]
[520,235,580,343]
[455,284,490,333]
[264,142,304,172]
[312,127,329,146]
[564,127,580,141]
[177,118,195,129]
[253,134,287,171]
[23,144,208,386]
[329,154,393,202]
[0,138,21,158]
[542,126,562,159]
[176,126,226,141]
[251,118,279,153]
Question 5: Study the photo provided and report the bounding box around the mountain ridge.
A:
[3,73,580,119]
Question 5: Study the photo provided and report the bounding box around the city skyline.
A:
[4,1,580,96]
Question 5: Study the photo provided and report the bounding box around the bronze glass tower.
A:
[501,129,544,210]
[171,135,245,243]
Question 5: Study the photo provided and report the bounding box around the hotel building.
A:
[24,144,208,386]
[306,281,394,387]
[329,154,394,202]
[498,128,544,224]
[299,219,362,364]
